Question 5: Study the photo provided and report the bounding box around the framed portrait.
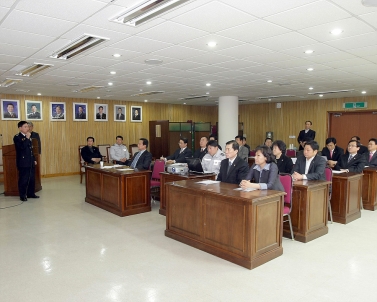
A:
[50,102,66,121]
[114,105,126,122]
[94,103,108,121]
[131,106,142,122]
[1,99,20,120]
[25,100,43,121]
[73,103,88,121]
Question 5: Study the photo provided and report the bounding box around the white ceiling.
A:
[0,0,377,105]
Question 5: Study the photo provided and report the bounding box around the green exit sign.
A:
[343,102,367,109]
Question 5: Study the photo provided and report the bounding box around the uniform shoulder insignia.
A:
[15,133,19,136]
[220,152,225,156]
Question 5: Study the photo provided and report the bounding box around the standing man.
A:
[27,122,41,154]
[13,121,39,201]
[4,103,18,118]
[217,140,249,184]
[202,140,225,176]
[27,104,41,119]
[126,138,152,170]
[96,106,106,119]
[193,136,208,160]
[116,107,125,120]
[243,137,251,153]
[297,121,316,150]
[367,138,377,167]
[235,135,248,162]
[334,140,367,173]
[76,106,86,119]
[109,136,129,165]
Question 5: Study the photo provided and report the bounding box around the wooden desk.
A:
[362,167,377,211]
[159,172,216,215]
[331,172,363,224]
[165,180,285,270]
[248,157,255,167]
[284,180,330,243]
[85,165,151,217]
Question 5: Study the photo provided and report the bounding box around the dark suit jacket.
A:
[81,146,102,164]
[193,148,208,160]
[126,150,152,170]
[166,148,193,163]
[217,156,249,184]
[13,132,35,168]
[116,113,125,120]
[76,112,86,119]
[276,154,293,174]
[334,153,367,173]
[96,113,106,119]
[30,131,41,154]
[297,129,316,150]
[133,114,140,120]
[368,152,377,167]
[246,162,284,191]
[321,145,344,162]
[28,111,41,119]
[4,112,17,118]
[292,155,326,180]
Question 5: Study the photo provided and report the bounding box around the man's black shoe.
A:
[27,195,40,199]
[20,196,27,201]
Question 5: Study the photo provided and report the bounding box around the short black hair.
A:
[242,137,247,141]
[180,137,188,144]
[325,137,337,145]
[305,121,312,125]
[235,135,243,140]
[140,138,148,148]
[264,138,272,143]
[116,135,123,140]
[272,140,286,154]
[351,136,361,141]
[201,136,208,141]
[87,136,95,142]
[304,140,320,151]
[207,140,219,148]
[98,106,103,110]
[369,138,377,145]
[7,103,14,108]
[18,121,27,128]
[209,134,217,140]
[348,139,361,148]
[255,145,275,163]
[78,106,83,109]
[117,107,122,111]
[226,140,239,151]
[31,104,37,108]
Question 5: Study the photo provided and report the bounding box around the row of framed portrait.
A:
[1,99,143,122]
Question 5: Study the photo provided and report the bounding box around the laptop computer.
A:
[186,158,212,174]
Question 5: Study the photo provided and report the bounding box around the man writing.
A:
[13,121,39,201]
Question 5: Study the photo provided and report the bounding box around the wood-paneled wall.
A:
[0,93,218,176]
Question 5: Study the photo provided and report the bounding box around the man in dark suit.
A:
[242,137,250,153]
[321,137,344,168]
[4,103,18,118]
[13,121,39,201]
[292,140,326,181]
[96,106,106,119]
[367,138,377,167]
[76,106,86,119]
[162,137,193,163]
[27,122,41,154]
[346,136,368,155]
[126,138,152,170]
[193,136,208,160]
[132,109,141,120]
[297,121,316,150]
[217,140,249,184]
[81,137,102,164]
[334,140,367,173]
[27,104,41,119]
[116,107,125,120]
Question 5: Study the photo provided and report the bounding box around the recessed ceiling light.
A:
[267,80,272,83]
[319,94,323,97]
[307,68,314,71]
[97,97,100,99]
[309,87,314,90]
[206,92,209,95]
[206,83,211,87]
[305,50,314,54]
[146,81,152,85]
[362,91,367,94]
[113,54,121,58]
[110,71,116,75]
[207,41,217,47]
[268,98,271,101]
[183,102,186,105]
[37,93,41,96]
[144,99,148,102]
[108,82,113,86]
[331,28,343,35]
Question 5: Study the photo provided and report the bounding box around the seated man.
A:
[193,136,208,160]
[321,137,344,168]
[334,140,367,173]
[346,136,368,155]
[264,138,273,150]
[292,140,326,181]
[126,138,152,170]
[217,140,249,184]
[243,137,251,153]
[81,137,102,164]
[161,137,193,164]
[235,135,248,162]
[209,134,222,150]
[110,136,129,165]
[202,140,226,176]
[368,138,377,167]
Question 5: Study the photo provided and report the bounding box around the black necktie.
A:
[227,161,232,174]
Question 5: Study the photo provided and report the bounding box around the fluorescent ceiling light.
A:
[50,34,109,60]
[110,0,190,27]
[0,78,23,87]
[73,86,104,93]
[15,63,53,77]
[131,91,164,97]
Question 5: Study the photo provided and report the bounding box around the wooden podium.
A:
[2,140,42,196]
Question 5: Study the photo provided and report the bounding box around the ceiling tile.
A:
[347,45,377,57]
[0,6,9,19]
[151,45,206,60]
[331,0,377,15]
[0,0,16,8]
[358,12,377,28]
[112,36,172,54]
[73,56,119,67]
[254,32,317,51]
[305,51,356,64]
[323,57,373,68]
[180,34,243,52]
[217,44,273,59]
[0,54,26,65]
[172,1,255,33]
[0,28,55,49]
[184,52,233,65]
[89,47,142,61]
[365,55,377,64]
[213,60,260,70]
[280,43,339,58]
[326,32,377,50]
[162,60,207,71]
[0,43,38,58]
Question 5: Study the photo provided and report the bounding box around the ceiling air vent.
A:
[308,89,354,95]
[50,34,109,60]
[257,95,296,100]
[15,89,30,92]
[110,0,189,27]
[178,95,208,100]
[15,63,53,77]
[0,78,23,87]
[73,86,104,93]
[131,91,164,97]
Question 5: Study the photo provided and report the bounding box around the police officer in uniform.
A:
[13,121,39,201]
[202,140,225,176]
